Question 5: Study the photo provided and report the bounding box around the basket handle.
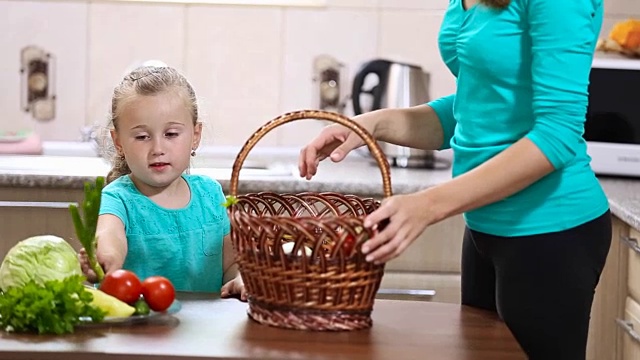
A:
[229,110,393,198]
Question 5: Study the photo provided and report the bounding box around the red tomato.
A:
[99,269,142,304]
[142,276,176,312]
[342,234,356,255]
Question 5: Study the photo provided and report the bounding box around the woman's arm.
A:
[372,95,455,151]
[426,138,553,220]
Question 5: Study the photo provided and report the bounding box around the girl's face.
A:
[111,90,201,190]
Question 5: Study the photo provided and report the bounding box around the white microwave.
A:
[585,54,640,177]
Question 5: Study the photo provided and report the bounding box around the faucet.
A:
[79,126,96,143]
[79,125,113,158]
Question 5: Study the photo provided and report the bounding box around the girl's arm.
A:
[95,214,128,273]
[221,234,239,284]
[220,234,246,301]
[80,214,127,282]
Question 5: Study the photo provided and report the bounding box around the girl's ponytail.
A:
[106,154,131,184]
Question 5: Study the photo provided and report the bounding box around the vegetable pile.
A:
[0,274,105,335]
[0,177,109,334]
[0,176,177,335]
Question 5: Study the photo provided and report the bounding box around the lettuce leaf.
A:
[0,275,106,335]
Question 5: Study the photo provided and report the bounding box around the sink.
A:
[24,141,298,178]
[189,157,295,178]
[0,155,295,178]
[190,162,295,178]
[0,155,110,176]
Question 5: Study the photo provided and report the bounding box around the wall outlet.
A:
[20,46,56,122]
[312,54,347,114]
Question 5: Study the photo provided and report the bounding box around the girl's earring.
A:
[191,149,196,157]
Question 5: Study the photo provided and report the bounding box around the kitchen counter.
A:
[1,154,640,231]
[0,154,452,196]
[0,293,525,360]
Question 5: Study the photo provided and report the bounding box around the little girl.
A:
[80,66,245,299]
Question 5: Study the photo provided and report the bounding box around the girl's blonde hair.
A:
[481,0,510,8]
[106,66,199,183]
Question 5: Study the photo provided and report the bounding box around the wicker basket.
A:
[227,110,392,331]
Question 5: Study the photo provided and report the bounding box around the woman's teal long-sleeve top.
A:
[428,0,609,236]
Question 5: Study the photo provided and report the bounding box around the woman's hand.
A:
[361,190,439,264]
[298,124,364,180]
[78,248,120,283]
[221,274,247,302]
[298,112,382,180]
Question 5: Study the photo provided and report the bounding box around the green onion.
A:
[221,195,239,208]
[69,176,105,282]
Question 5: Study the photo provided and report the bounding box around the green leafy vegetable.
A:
[69,176,105,282]
[0,235,83,291]
[221,195,238,208]
[133,298,150,316]
[0,275,106,335]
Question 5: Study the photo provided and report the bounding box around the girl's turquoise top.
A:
[100,174,230,292]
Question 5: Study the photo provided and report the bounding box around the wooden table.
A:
[0,294,525,360]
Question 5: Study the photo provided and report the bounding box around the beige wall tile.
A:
[185,5,283,147]
[0,0,87,141]
[379,10,456,101]
[87,2,185,131]
[605,0,640,16]
[326,0,378,8]
[21,0,638,148]
[278,7,378,146]
[379,0,449,10]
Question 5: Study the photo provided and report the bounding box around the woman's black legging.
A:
[461,210,612,360]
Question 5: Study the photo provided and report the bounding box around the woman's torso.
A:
[439,0,609,236]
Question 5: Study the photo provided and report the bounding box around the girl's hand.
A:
[221,274,247,302]
[361,191,437,264]
[78,248,119,283]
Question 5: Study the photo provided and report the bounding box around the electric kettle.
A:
[351,59,435,168]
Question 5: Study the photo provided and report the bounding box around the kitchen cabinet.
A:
[0,186,85,258]
[585,215,628,360]
[621,297,640,360]
[586,215,640,360]
[617,225,640,360]
[379,214,464,304]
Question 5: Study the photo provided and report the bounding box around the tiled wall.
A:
[0,0,638,147]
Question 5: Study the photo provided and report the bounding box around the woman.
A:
[298,0,611,358]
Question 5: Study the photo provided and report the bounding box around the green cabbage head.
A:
[0,235,82,290]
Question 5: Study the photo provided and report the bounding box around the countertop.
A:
[1,153,640,231]
[0,293,525,360]
[0,153,452,197]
